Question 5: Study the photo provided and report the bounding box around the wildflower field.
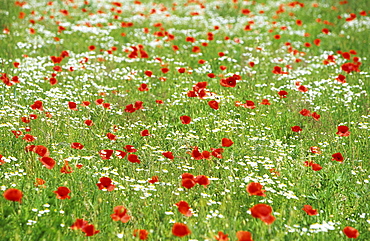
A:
[0,0,369,240]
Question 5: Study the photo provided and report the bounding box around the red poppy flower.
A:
[148,176,159,184]
[71,142,84,150]
[156,100,163,104]
[190,147,203,160]
[162,151,174,160]
[13,62,20,68]
[161,67,169,74]
[82,119,93,127]
[195,175,210,187]
[82,224,100,236]
[180,115,191,124]
[133,229,149,240]
[207,73,215,78]
[96,177,115,191]
[336,74,346,83]
[111,206,130,223]
[260,99,270,105]
[313,39,321,46]
[298,85,309,92]
[220,75,238,87]
[343,226,359,238]
[25,145,35,152]
[35,178,46,187]
[222,138,233,147]
[54,186,71,199]
[53,65,62,72]
[278,90,288,98]
[336,126,350,136]
[23,134,36,142]
[60,161,73,174]
[112,150,125,159]
[21,117,30,123]
[291,126,302,132]
[302,205,318,215]
[342,52,351,60]
[198,59,206,64]
[81,101,90,107]
[68,101,77,110]
[299,109,310,116]
[272,66,288,74]
[182,176,196,189]
[202,150,211,159]
[192,46,201,53]
[172,223,191,237]
[144,70,153,77]
[128,154,140,163]
[71,218,89,230]
[94,99,103,105]
[175,201,192,217]
[242,100,255,109]
[140,129,150,136]
[88,45,96,51]
[28,114,37,120]
[185,36,196,42]
[208,100,219,110]
[311,163,322,171]
[220,65,227,71]
[236,231,254,241]
[322,28,330,34]
[105,133,116,141]
[311,112,320,121]
[250,204,275,224]
[304,161,314,167]
[3,188,22,203]
[215,231,229,241]
[102,102,111,109]
[125,104,136,113]
[246,182,266,196]
[11,130,22,138]
[177,67,185,74]
[310,146,322,154]
[134,101,143,110]
[40,156,56,169]
[99,149,114,160]
[211,148,224,159]
[138,83,149,91]
[187,90,197,97]
[332,152,344,162]
[341,62,360,73]
[33,145,49,157]
[124,145,137,152]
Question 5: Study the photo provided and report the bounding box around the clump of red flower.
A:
[181,173,210,189]
[111,206,131,223]
[70,219,100,236]
[220,74,241,87]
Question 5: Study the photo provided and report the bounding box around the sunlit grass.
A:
[0,0,369,240]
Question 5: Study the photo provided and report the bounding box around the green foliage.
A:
[0,0,369,240]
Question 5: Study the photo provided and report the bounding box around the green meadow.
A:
[0,0,369,240]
